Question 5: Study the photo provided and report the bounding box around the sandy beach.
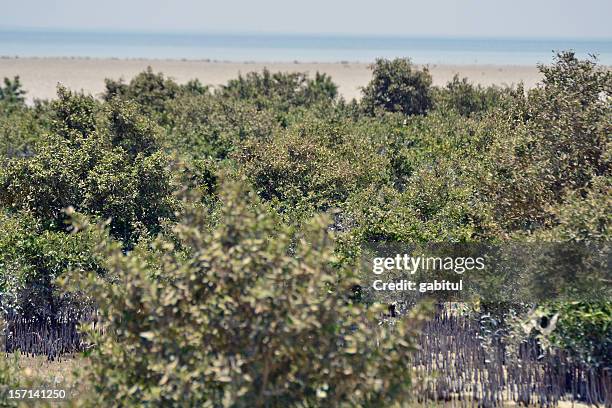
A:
[0,57,543,102]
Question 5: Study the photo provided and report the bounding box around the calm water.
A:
[1,29,611,65]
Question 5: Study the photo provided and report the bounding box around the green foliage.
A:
[51,86,98,139]
[304,71,339,104]
[0,76,26,105]
[0,353,19,408]
[361,58,433,116]
[537,176,611,242]
[103,98,161,157]
[547,301,611,367]
[479,52,611,234]
[433,75,512,116]
[164,95,279,159]
[220,68,338,111]
[0,211,102,317]
[0,103,44,158]
[0,87,178,244]
[70,180,428,407]
[236,117,389,221]
[180,78,210,96]
[525,301,611,368]
[338,110,491,244]
[0,77,43,158]
[103,67,183,118]
[0,53,610,398]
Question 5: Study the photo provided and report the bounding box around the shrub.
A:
[0,76,26,105]
[235,117,389,221]
[103,67,180,117]
[479,52,611,234]
[0,103,43,158]
[51,86,98,139]
[180,79,210,96]
[433,75,511,116]
[343,163,477,245]
[220,69,338,111]
[0,211,102,317]
[547,301,611,368]
[0,87,179,322]
[339,109,493,244]
[70,180,428,407]
[303,71,339,105]
[361,58,433,116]
[524,301,611,369]
[536,176,611,243]
[0,51,609,399]
[164,96,279,159]
[0,353,19,408]
[0,87,178,245]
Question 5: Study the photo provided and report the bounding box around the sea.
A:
[1,29,611,65]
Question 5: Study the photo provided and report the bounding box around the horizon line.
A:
[2,26,611,43]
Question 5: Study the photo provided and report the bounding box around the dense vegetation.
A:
[0,53,610,406]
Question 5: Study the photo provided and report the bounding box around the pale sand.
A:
[0,57,543,102]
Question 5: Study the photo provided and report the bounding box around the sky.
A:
[1,0,611,39]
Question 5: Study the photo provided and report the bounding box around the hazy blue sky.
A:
[2,0,611,38]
